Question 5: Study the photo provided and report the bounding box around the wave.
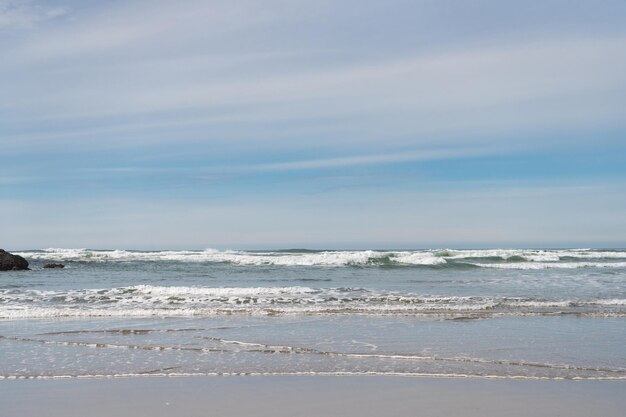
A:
[13,248,626,268]
[3,371,624,381]
[17,249,444,266]
[5,334,623,375]
[1,285,624,319]
[2,332,624,380]
[475,262,626,270]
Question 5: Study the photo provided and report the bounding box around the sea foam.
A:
[14,248,626,267]
[1,285,624,319]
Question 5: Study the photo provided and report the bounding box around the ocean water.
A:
[0,248,624,380]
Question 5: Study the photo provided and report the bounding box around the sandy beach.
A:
[2,376,625,417]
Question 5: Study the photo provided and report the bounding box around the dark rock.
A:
[43,263,65,269]
[0,249,29,271]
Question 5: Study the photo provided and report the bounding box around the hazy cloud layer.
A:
[2,183,625,249]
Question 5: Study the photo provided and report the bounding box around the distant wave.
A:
[1,285,624,319]
[14,248,626,269]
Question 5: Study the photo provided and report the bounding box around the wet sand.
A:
[1,376,625,417]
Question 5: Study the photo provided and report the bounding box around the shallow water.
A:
[1,248,625,379]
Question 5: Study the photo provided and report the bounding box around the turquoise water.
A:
[0,249,624,379]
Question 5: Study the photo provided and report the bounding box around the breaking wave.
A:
[13,248,626,269]
[1,285,624,319]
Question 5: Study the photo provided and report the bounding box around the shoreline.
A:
[2,371,626,381]
[2,375,625,417]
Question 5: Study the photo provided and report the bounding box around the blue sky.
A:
[1,0,625,249]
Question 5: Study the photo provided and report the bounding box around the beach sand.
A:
[1,376,625,417]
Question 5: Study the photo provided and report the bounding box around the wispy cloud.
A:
[233,147,490,173]
[0,0,66,31]
[76,146,497,177]
[1,0,321,64]
[2,35,625,148]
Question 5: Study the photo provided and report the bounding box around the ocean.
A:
[1,248,624,380]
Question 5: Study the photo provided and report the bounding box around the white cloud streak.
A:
[231,147,489,173]
[72,146,493,177]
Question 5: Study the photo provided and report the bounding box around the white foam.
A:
[475,262,626,270]
[392,252,447,265]
[124,284,318,297]
[439,249,626,261]
[590,299,626,306]
[16,249,449,266]
[3,371,623,381]
[1,285,624,319]
[13,248,626,266]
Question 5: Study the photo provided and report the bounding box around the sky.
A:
[1,0,626,249]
